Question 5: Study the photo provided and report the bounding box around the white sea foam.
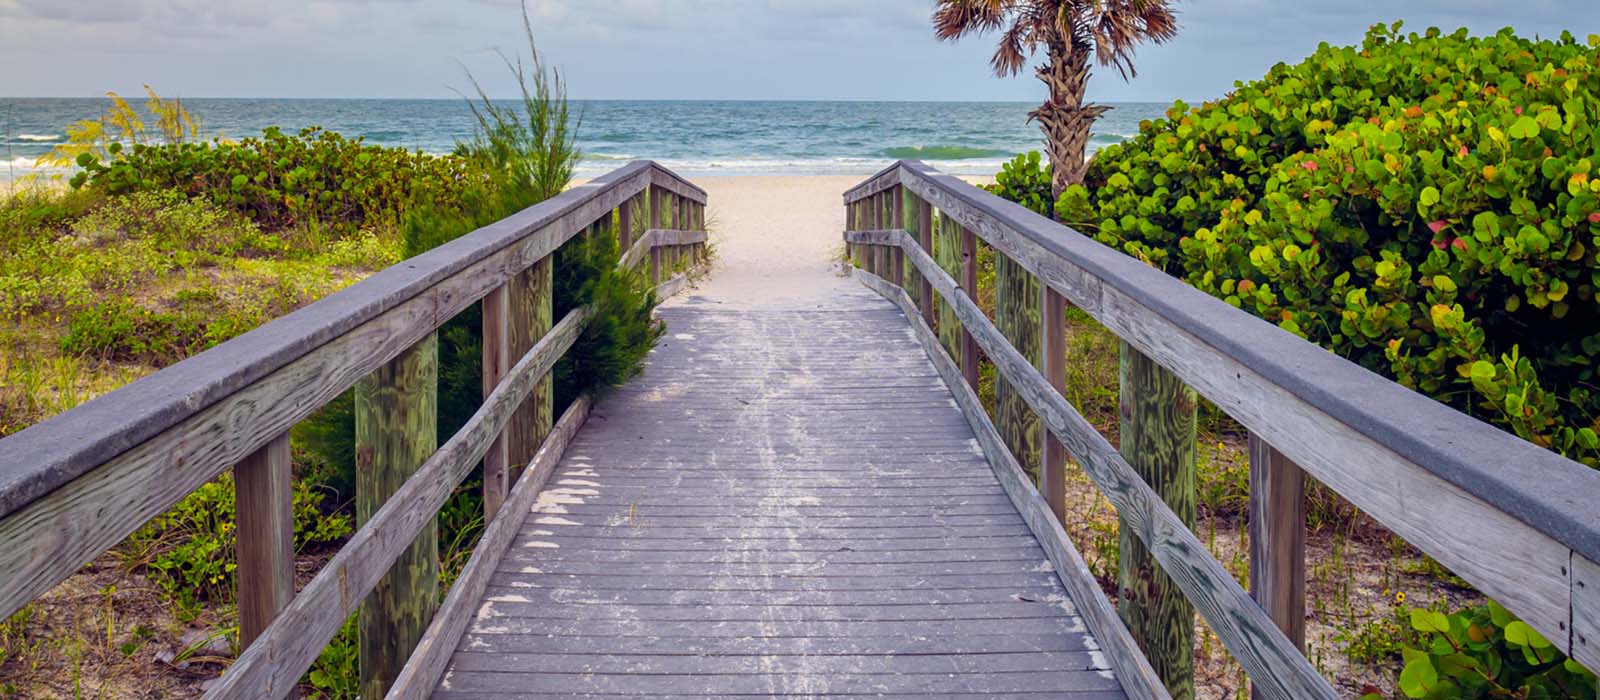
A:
[16,134,62,142]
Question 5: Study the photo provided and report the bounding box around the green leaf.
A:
[1399,656,1439,698]
[1508,115,1542,139]
[1411,608,1451,633]
[1506,620,1552,649]
[1420,186,1441,208]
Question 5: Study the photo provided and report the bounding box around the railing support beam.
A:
[1249,433,1306,700]
[959,226,980,393]
[1041,288,1068,524]
[1117,342,1197,700]
[481,284,511,519]
[355,333,440,700]
[235,432,294,660]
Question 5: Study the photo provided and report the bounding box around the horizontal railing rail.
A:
[0,160,710,698]
[842,160,1600,696]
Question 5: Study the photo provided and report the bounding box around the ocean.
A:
[0,98,1167,179]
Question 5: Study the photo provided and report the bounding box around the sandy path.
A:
[672,175,862,310]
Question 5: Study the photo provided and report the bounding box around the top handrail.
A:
[844,158,1600,564]
[0,160,703,520]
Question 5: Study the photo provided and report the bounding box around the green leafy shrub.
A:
[1054,23,1600,467]
[987,151,1055,218]
[73,126,473,234]
[59,298,208,363]
[136,472,350,614]
[1368,602,1596,699]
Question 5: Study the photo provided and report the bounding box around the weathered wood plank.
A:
[234,433,294,656]
[996,248,1043,479]
[888,160,1592,661]
[1118,343,1197,700]
[1249,433,1306,700]
[959,225,980,392]
[890,232,1337,700]
[202,308,588,699]
[480,284,510,518]
[387,396,592,700]
[430,290,1130,700]
[355,333,441,700]
[0,161,663,520]
[1042,286,1068,523]
[506,254,552,483]
[853,268,1168,700]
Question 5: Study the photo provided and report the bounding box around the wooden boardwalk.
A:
[433,285,1128,698]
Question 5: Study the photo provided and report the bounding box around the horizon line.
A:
[0,95,1189,104]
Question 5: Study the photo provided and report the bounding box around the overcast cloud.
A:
[0,0,1593,101]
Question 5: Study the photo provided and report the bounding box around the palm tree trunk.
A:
[1029,42,1110,199]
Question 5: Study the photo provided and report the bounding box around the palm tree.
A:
[934,0,1179,198]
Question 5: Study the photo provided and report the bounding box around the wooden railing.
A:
[843,160,1600,700]
[0,160,708,698]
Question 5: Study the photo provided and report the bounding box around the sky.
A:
[0,0,1593,103]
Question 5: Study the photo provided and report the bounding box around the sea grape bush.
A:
[1370,602,1596,699]
[1051,24,1600,466]
[71,126,473,232]
[987,151,1056,218]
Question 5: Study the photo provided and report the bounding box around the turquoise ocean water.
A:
[0,99,1166,179]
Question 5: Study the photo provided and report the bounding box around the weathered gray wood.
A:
[1249,432,1306,700]
[387,395,592,700]
[0,162,694,622]
[996,248,1043,480]
[1118,343,1197,700]
[655,272,691,301]
[429,287,1129,700]
[480,284,510,519]
[1042,286,1068,523]
[1573,555,1599,660]
[854,268,1169,700]
[202,308,589,700]
[0,161,669,520]
[890,231,1336,700]
[234,432,294,659]
[355,333,441,700]
[882,160,1593,664]
[649,185,663,283]
[505,254,552,484]
[960,225,980,392]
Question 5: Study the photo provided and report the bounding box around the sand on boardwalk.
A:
[671,174,990,309]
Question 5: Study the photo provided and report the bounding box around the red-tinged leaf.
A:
[1452,238,1469,252]
[1589,212,1600,224]
[1428,220,1449,234]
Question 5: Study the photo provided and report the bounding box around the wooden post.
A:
[933,211,963,365]
[649,186,663,284]
[481,284,510,519]
[507,255,553,482]
[1041,287,1068,523]
[959,226,980,393]
[355,333,440,700]
[917,197,934,328]
[1117,342,1197,700]
[618,193,634,252]
[996,252,1043,478]
[1249,433,1306,700]
[891,186,905,287]
[235,433,294,657]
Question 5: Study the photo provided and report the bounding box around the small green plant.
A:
[1369,602,1597,699]
[134,472,350,615]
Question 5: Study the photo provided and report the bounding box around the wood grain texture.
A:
[933,213,963,365]
[892,230,1336,700]
[506,255,553,483]
[1248,432,1306,700]
[878,160,1595,664]
[203,308,588,700]
[960,225,980,393]
[427,284,1130,700]
[996,250,1043,479]
[234,433,294,652]
[0,161,673,520]
[356,333,441,700]
[1042,287,1068,524]
[481,284,510,519]
[854,268,1170,700]
[387,396,593,700]
[1117,343,1197,700]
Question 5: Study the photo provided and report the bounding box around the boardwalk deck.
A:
[432,285,1129,699]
